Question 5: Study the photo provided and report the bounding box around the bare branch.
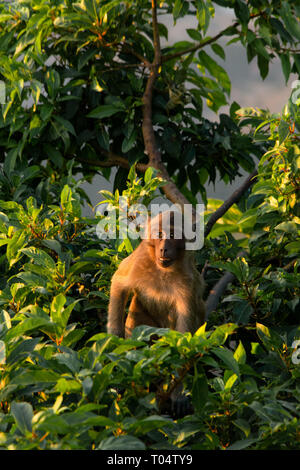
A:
[204,169,258,238]
[74,148,148,173]
[205,271,236,318]
[205,250,247,318]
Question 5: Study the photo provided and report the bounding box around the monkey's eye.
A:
[158,231,163,239]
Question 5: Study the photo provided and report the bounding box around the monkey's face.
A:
[154,234,185,268]
[147,211,186,269]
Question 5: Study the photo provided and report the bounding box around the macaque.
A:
[107,210,205,338]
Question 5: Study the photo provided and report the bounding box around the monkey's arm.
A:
[174,293,202,334]
[107,256,134,337]
[107,277,129,337]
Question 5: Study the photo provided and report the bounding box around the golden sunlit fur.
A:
[107,210,205,338]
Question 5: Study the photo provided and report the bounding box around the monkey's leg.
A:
[125,295,157,338]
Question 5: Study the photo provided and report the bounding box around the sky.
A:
[81,4,297,214]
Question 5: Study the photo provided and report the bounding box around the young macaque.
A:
[107,210,205,338]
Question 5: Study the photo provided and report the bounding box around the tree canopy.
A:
[0,0,300,452]
[0,0,299,206]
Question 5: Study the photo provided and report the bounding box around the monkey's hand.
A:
[171,392,193,418]
[107,325,125,338]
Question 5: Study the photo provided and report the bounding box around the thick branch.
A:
[141,0,192,210]
[204,169,258,238]
[142,0,162,168]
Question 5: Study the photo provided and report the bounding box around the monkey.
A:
[107,210,206,339]
[107,210,206,417]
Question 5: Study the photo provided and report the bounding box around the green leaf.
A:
[213,347,240,376]
[7,230,28,267]
[256,323,283,351]
[5,317,55,341]
[55,378,82,394]
[21,247,56,271]
[98,435,146,450]
[50,294,79,331]
[131,325,169,341]
[280,53,291,83]
[233,301,253,324]
[275,221,297,233]
[12,370,60,386]
[228,438,256,450]
[121,130,136,153]
[233,418,251,437]
[198,50,231,95]
[173,0,184,23]
[285,240,300,253]
[234,0,250,25]
[196,0,211,35]
[280,2,300,41]
[45,70,61,99]
[87,103,125,119]
[278,119,290,144]
[53,115,76,136]
[10,401,33,435]
[209,323,237,346]
[144,167,154,184]
[257,54,269,80]
[253,39,270,61]
[192,370,208,412]
[4,147,18,175]
[234,341,246,364]
[129,415,173,435]
[187,28,202,42]
[211,43,225,60]
[50,293,66,325]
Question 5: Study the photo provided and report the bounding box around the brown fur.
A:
[107,211,205,338]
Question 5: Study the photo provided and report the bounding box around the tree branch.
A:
[162,22,239,64]
[140,0,192,210]
[204,169,258,238]
[205,250,247,318]
[162,12,262,64]
[74,148,148,173]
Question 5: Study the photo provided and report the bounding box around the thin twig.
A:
[162,13,262,64]
[162,22,239,63]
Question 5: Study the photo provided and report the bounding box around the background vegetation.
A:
[0,0,299,450]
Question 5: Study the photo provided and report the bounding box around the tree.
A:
[0,0,299,211]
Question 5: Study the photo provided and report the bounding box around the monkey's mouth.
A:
[159,257,173,267]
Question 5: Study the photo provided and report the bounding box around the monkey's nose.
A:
[160,248,168,257]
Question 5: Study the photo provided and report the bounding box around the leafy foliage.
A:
[0,0,299,202]
[0,0,299,451]
[206,94,300,328]
[0,101,300,449]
